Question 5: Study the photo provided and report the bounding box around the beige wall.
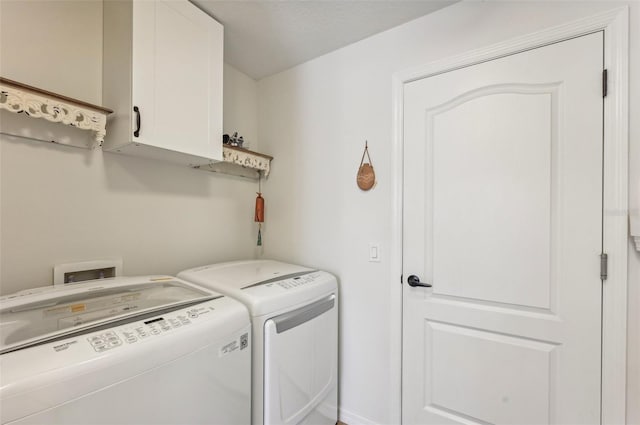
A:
[0,0,103,104]
[0,1,260,294]
[257,2,639,423]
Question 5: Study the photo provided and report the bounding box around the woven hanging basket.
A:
[357,142,376,191]
[357,163,375,190]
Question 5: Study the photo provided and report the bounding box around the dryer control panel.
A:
[265,272,322,291]
[242,271,337,317]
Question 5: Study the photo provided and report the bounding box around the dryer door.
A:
[263,294,337,425]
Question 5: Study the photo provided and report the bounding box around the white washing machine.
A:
[178,260,338,425]
[0,276,251,425]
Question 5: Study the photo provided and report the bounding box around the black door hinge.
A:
[603,69,608,98]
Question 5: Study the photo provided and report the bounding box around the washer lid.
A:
[0,277,217,354]
[179,260,313,290]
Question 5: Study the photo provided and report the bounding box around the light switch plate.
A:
[369,243,381,262]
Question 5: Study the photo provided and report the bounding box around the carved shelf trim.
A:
[223,145,273,176]
[194,145,273,179]
[0,77,113,148]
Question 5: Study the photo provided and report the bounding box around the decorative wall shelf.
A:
[0,77,113,148]
[194,145,273,179]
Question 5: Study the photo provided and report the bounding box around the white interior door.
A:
[402,32,604,425]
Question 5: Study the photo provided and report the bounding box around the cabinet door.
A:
[132,0,223,161]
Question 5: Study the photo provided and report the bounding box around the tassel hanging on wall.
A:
[255,177,265,246]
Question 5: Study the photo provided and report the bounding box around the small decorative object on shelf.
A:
[357,140,376,191]
[0,77,113,148]
[224,131,245,147]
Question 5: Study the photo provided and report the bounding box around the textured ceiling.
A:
[192,1,457,80]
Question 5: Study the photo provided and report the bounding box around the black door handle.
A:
[407,275,432,288]
[133,106,141,137]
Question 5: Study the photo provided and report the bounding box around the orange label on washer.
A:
[70,304,85,313]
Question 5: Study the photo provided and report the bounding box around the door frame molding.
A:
[390,7,629,424]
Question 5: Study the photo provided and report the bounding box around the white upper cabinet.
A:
[103,0,223,166]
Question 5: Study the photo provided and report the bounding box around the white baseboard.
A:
[338,408,379,425]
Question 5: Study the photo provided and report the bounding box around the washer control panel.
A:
[86,303,215,353]
[87,331,123,352]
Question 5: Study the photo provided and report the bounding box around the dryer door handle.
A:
[272,294,335,334]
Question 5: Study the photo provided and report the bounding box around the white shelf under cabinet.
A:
[194,145,273,179]
[0,77,112,148]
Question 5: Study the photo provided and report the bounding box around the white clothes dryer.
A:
[178,260,338,425]
[0,276,251,425]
